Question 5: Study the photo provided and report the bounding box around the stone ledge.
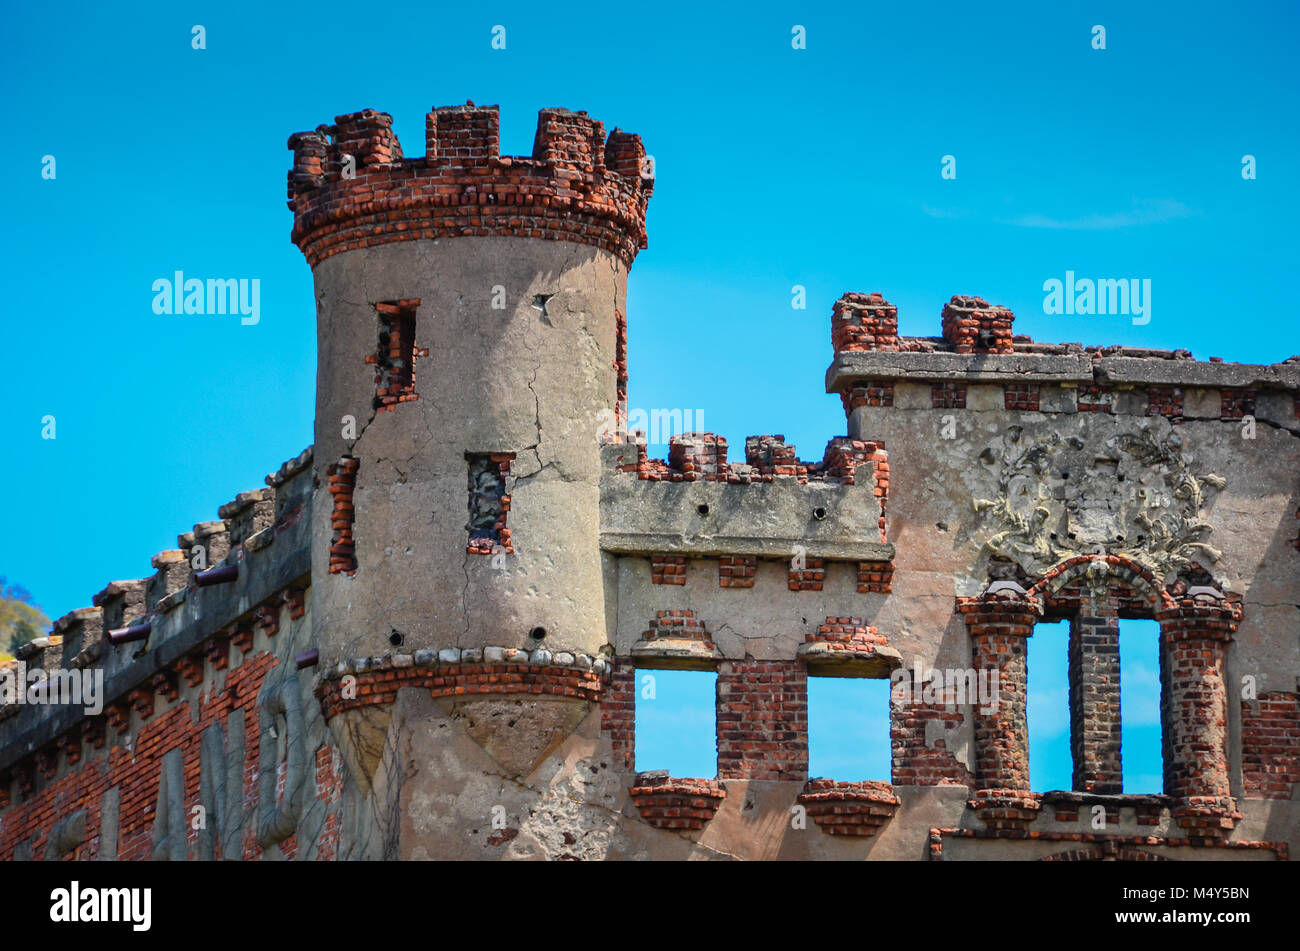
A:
[968,788,1044,830]
[600,532,893,563]
[1041,790,1169,825]
[797,617,902,677]
[630,610,722,671]
[828,349,1300,392]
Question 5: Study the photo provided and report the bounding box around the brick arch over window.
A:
[1026,553,1175,614]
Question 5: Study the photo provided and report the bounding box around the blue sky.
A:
[1,1,1292,791]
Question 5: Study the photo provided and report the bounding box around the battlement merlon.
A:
[287,103,653,269]
[827,292,1300,399]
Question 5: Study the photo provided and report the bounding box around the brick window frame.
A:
[1023,557,1222,803]
[1035,586,1156,794]
[793,618,902,834]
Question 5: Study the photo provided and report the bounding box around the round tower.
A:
[287,103,651,794]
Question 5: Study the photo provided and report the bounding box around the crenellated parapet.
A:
[0,447,315,777]
[287,102,653,268]
[827,291,1300,421]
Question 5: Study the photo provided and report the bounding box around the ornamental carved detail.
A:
[971,423,1225,580]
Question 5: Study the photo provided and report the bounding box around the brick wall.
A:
[891,682,974,786]
[716,660,808,781]
[0,633,341,861]
[601,663,636,771]
[1069,601,1123,794]
[1241,693,1300,800]
[940,296,1014,353]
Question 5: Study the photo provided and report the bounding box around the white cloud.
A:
[1002,198,1194,231]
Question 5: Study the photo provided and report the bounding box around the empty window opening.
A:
[634,668,717,778]
[1027,620,1071,792]
[1120,618,1162,793]
[807,676,891,782]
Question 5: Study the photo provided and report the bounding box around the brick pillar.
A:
[957,589,1041,790]
[600,662,636,772]
[1070,595,1122,793]
[716,660,808,781]
[1157,594,1242,836]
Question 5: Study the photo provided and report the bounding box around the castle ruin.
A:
[1,103,1297,861]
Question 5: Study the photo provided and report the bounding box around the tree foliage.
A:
[0,577,50,657]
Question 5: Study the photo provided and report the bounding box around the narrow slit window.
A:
[1120,618,1162,793]
[1027,619,1071,792]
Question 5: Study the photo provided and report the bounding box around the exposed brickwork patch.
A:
[718,556,756,588]
[1220,388,1256,419]
[650,554,686,585]
[326,457,359,575]
[614,308,628,427]
[788,559,825,591]
[856,560,894,593]
[317,660,605,718]
[366,300,427,414]
[1004,383,1040,411]
[807,617,888,652]
[841,381,894,413]
[798,779,899,836]
[1242,693,1300,799]
[1077,385,1114,413]
[600,663,636,771]
[1147,386,1183,423]
[931,382,967,409]
[467,453,514,555]
[967,788,1043,830]
[891,679,975,787]
[629,773,725,830]
[642,609,712,644]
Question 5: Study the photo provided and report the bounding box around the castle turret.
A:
[288,102,652,789]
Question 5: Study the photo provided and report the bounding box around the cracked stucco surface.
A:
[311,237,623,665]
